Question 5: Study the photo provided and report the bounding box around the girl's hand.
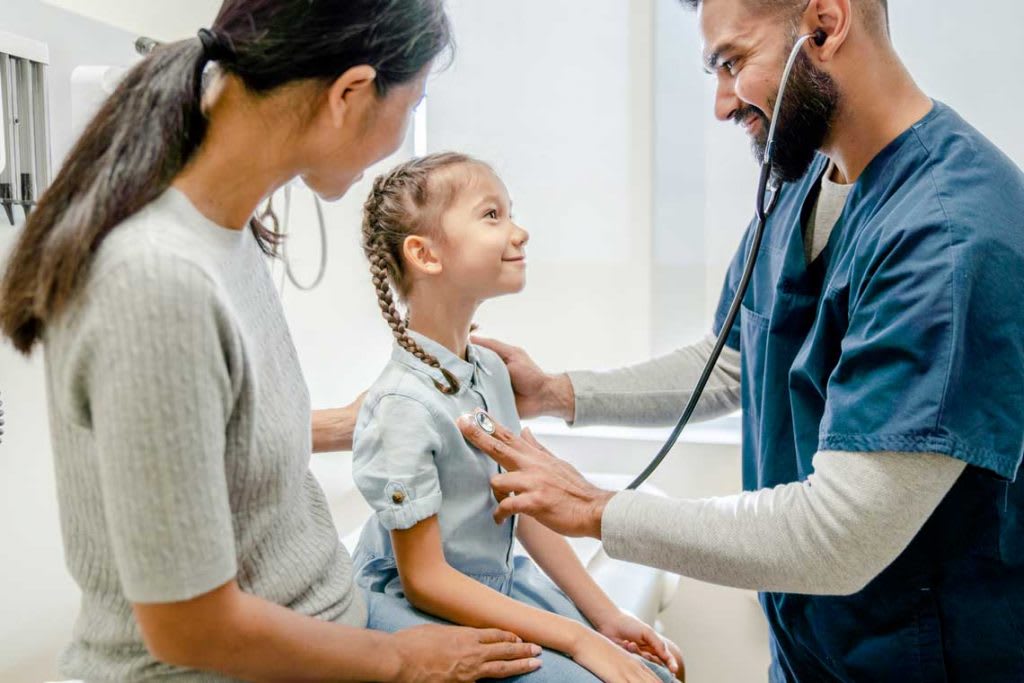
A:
[570,629,664,683]
[596,611,683,679]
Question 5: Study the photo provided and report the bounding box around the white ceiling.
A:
[42,0,222,42]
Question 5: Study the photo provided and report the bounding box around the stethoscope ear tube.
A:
[625,31,819,491]
[625,205,769,490]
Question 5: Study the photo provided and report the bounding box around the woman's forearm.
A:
[404,561,586,655]
[136,581,400,682]
[311,394,364,453]
[515,516,618,629]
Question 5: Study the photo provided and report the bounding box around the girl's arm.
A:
[514,515,619,628]
[516,515,680,676]
[392,517,662,683]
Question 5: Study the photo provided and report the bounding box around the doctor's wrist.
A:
[587,489,615,540]
[544,373,576,423]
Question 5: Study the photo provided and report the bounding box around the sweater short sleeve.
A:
[80,255,239,603]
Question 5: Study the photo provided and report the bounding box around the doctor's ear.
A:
[802,0,852,60]
[403,235,443,277]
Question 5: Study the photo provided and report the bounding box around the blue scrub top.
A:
[714,101,1024,681]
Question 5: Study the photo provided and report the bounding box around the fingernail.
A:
[531,645,542,655]
[515,636,523,643]
[530,658,543,668]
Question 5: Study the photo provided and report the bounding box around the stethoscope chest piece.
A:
[476,411,496,435]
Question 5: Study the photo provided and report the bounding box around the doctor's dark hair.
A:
[678,0,889,33]
[0,0,453,355]
[362,152,491,395]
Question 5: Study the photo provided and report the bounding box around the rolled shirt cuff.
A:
[377,492,444,531]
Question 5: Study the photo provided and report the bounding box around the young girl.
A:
[351,153,681,683]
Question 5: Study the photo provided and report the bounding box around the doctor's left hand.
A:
[457,410,615,539]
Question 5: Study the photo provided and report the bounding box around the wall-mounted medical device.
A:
[0,30,52,227]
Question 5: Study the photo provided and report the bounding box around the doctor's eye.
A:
[722,60,738,76]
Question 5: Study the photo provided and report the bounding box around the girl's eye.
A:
[485,209,498,220]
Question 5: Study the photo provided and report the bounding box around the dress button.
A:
[391,491,406,504]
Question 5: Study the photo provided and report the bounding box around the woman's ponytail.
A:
[0,37,215,353]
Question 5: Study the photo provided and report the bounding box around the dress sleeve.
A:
[353,394,445,530]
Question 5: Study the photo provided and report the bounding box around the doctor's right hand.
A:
[472,336,576,422]
[391,624,543,682]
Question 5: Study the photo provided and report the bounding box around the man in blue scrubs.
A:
[459,0,1024,680]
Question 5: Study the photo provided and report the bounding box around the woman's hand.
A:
[311,391,366,453]
[472,336,575,421]
[595,611,684,680]
[391,625,543,682]
[570,628,664,683]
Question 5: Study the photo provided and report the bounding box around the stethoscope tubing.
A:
[625,33,818,490]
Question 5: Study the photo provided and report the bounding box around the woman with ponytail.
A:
[0,2,543,681]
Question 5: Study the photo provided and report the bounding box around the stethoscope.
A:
[474,29,828,491]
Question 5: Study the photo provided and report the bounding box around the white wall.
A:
[42,0,222,42]
[416,0,656,375]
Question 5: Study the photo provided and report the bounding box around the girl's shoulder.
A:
[359,359,448,423]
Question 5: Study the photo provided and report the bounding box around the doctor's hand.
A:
[458,411,615,539]
[471,336,576,422]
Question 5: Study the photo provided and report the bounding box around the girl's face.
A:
[432,165,530,301]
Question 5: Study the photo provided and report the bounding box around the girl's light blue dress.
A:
[351,332,673,682]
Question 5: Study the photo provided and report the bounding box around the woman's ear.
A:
[324,65,378,129]
[403,235,443,277]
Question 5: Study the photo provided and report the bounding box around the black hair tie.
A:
[197,28,236,63]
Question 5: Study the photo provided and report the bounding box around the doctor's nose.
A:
[714,75,743,123]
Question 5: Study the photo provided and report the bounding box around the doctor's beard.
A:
[737,50,840,183]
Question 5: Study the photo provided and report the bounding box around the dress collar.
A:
[391,330,490,391]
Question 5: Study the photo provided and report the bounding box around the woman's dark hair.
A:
[0,0,452,354]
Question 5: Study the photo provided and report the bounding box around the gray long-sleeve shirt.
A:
[568,170,966,596]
